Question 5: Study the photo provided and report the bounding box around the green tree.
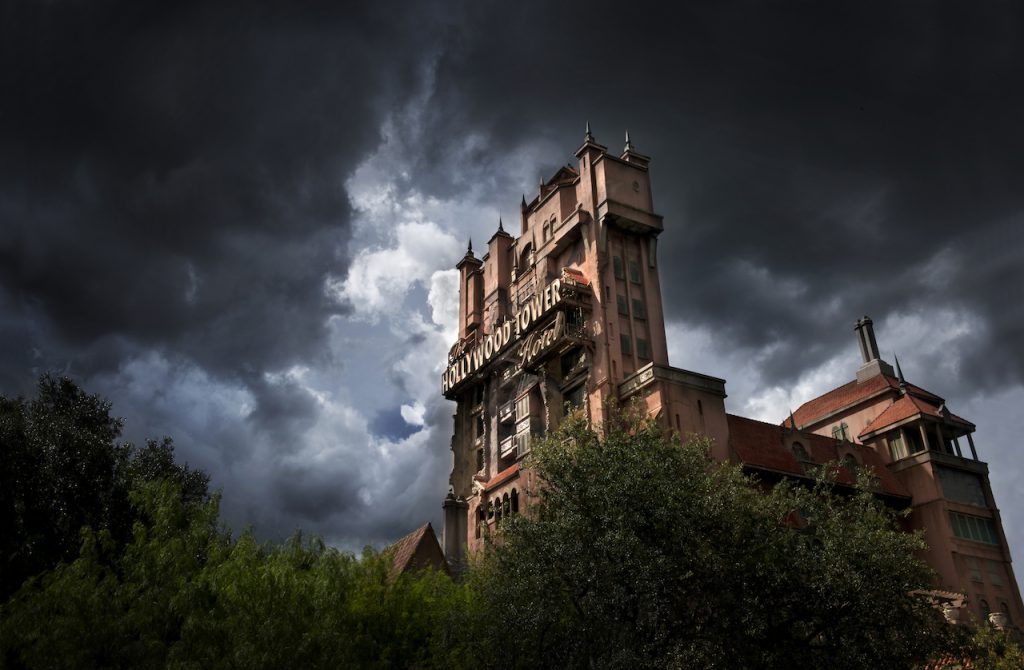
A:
[0,375,208,600]
[2,477,463,670]
[970,623,1024,669]
[464,405,957,669]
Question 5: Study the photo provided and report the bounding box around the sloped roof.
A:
[483,463,520,493]
[728,414,910,499]
[789,373,943,429]
[388,522,447,579]
[859,394,975,438]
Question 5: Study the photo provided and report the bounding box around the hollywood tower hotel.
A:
[438,128,1022,630]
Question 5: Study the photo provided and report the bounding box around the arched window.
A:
[1001,601,1012,623]
[495,498,503,525]
[519,243,533,272]
[511,488,519,514]
[476,507,485,538]
[487,501,494,520]
[503,492,510,517]
[980,599,990,618]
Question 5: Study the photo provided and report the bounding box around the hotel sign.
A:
[442,278,563,394]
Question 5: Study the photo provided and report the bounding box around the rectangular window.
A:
[628,260,642,284]
[887,431,907,461]
[617,294,629,316]
[564,384,585,410]
[987,560,1004,586]
[613,256,625,280]
[515,431,530,457]
[620,334,632,356]
[937,466,987,507]
[636,338,650,360]
[515,395,531,422]
[632,298,646,320]
[965,556,982,582]
[905,428,925,454]
[950,512,1000,545]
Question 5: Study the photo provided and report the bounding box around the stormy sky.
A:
[2,1,1022,563]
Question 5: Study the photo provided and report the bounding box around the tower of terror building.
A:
[438,128,1022,631]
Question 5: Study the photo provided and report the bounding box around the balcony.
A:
[498,401,515,424]
[499,435,516,459]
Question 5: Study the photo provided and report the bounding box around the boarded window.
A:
[937,466,987,507]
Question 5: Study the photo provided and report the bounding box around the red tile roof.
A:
[859,394,975,438]
[388,522,447,579]
[790,373,942,428]
[728,414,910,499]
[483,463,520,493]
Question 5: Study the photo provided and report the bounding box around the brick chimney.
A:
[854,316,894,382]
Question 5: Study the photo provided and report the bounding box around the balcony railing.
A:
[498,401,515,424]
[499,435,516,459]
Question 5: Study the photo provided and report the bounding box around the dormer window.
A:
[832,422,851,441]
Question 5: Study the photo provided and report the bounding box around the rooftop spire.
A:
[624,129,634,152]
[497,216,504,233]
[467,238,473,255]
[895,354,907,392]
[585,120,594,142]
[521,193,527,209]
[789,408,798,431]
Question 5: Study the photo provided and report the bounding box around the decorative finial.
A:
[467,238,473,254]
[624,129,634,152]
[497,216,504,233]
[585,120,593,142]
[895,354,906,387]
[521,193,527,209]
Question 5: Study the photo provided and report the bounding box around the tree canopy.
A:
[0,375,208,600]
[463,405,966,669]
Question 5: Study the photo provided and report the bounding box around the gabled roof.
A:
[789,373,943,429]
[388,522,447,579]
[859,394,975,438]
[728,414,910,500]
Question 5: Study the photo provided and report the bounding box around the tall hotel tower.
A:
[438,128,1022,631]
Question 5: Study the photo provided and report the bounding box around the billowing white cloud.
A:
[327,220,461,318]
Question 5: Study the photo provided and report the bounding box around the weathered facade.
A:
[438,128,1022,632]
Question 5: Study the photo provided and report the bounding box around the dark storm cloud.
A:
[0,1,427,388]
[417,1,1024,391]
[4,0,1024,551]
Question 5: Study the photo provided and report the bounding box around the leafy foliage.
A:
[969,623,1024,669]
[0,375,207,600]
[464,405,959,669]
[1,480,462,669]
